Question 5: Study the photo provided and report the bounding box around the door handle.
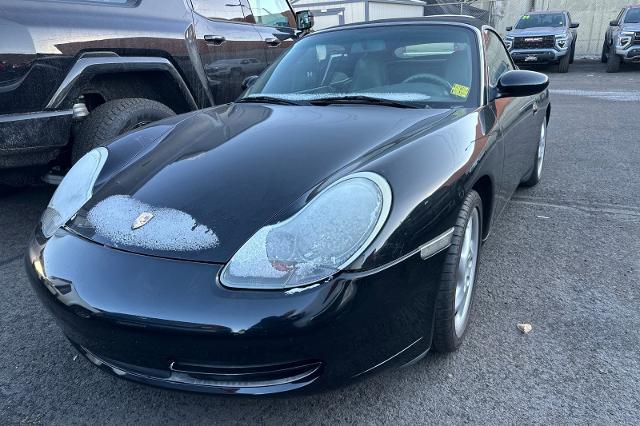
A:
[204,35,226,46]
[532,101,539,114]
[265,37,281,47]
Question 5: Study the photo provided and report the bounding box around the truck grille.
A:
[513,35,555,49]
[634,32,640,45]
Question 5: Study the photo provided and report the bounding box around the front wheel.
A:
[558,51,571,73]
[521,121,547,187]
[606,45,622,73]
[72,98,175,163]
[432,190,483,352]
[601,41,608,63]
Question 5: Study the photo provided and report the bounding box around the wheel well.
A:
[472,176,493,239]
[77,71,193,114]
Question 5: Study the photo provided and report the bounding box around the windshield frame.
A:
[239,22,484,109]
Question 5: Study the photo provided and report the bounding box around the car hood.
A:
[621,23,640,32]
[70,103,452,263]
[508,27,567,37]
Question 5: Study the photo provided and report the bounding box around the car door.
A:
[484,29,541,200]
[190,0,269,104]
[244,0,298,64]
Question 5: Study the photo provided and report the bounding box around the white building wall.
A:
[368,2,425,21]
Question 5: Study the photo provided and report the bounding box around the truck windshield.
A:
[625,8,640,23]
[515,13,565,29]
[241,25,480,108]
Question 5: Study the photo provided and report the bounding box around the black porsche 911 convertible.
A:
[26,16,550,395]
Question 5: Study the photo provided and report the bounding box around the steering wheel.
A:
[402,74,453,93]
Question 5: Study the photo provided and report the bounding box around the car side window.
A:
[484,30,514,87]
[191,0,247,22]
[246,0,295,28]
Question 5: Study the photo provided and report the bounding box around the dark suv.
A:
[504,10,579,73]
[0,0,312,187]
[602,5,640,73]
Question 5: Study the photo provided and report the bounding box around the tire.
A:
[570,43,575,64]
[72,98,175,163]
[601,41,608,63]
[606,45,621,73]
[521,120,547,187]
[432,190,483,353]
[558,51,571,73]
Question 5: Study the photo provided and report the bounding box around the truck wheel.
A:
[432,190,483,352]
[570,43,575,64]
[606,45,621,73]
[558,51,571,73]
[73,98,175,163]
[601,42,608,63]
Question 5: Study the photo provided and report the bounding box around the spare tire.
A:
[72,98,175,163]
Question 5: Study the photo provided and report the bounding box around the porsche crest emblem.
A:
[132,212,154,230]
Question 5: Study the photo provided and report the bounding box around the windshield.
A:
[242,25,480,108]
[515,13,566,29]
[625,8,640,23]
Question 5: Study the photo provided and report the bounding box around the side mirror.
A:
[506,26,513,32]
[570,22,580,29]
[296,10,314,32]
[610,19,619,26]
[241,75,259,90]
[495,70,549,99]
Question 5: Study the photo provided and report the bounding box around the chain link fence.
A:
[423,0,629,56]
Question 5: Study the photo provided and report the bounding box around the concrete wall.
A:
[368,2,425,20]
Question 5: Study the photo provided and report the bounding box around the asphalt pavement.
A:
[1,60,639,425]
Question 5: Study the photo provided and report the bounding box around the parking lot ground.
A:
[1,60,639,425]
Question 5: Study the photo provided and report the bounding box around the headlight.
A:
[220,172,392,290]
[555,33,569,49]
[504,37,513,50]
[41,147,108,238]
[618,32,634,49]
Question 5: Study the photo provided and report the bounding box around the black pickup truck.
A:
[0,0,312,187]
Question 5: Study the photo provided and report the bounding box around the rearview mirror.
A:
[506,26,513,31]
[610,19,619,26]
[296,10,314,32]
[241,75,259,90]
[495,70,549,99]
[570,22,580,28]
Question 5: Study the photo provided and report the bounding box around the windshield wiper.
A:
[237,96,308,106]
[309,95,423,109]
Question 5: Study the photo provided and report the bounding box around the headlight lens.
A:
[618,32,634,48]
[504,37,513,50]
[555,33,569,49]
[41,147,108,238]
[220,172,392,289]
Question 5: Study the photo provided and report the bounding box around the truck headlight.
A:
[504,37,513,50]
[220,172,392,290]
[40,147,108,238]
[555,33,569,50]
[618,32,634,49]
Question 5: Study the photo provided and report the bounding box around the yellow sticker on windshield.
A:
[451,84,470,99]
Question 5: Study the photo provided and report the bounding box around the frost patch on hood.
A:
[87,195,219,252]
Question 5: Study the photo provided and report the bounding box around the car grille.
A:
[513,35,555,49]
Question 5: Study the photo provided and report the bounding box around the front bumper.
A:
[509,48,568,65]
[26,228,445,395]
[617,46,640,61]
